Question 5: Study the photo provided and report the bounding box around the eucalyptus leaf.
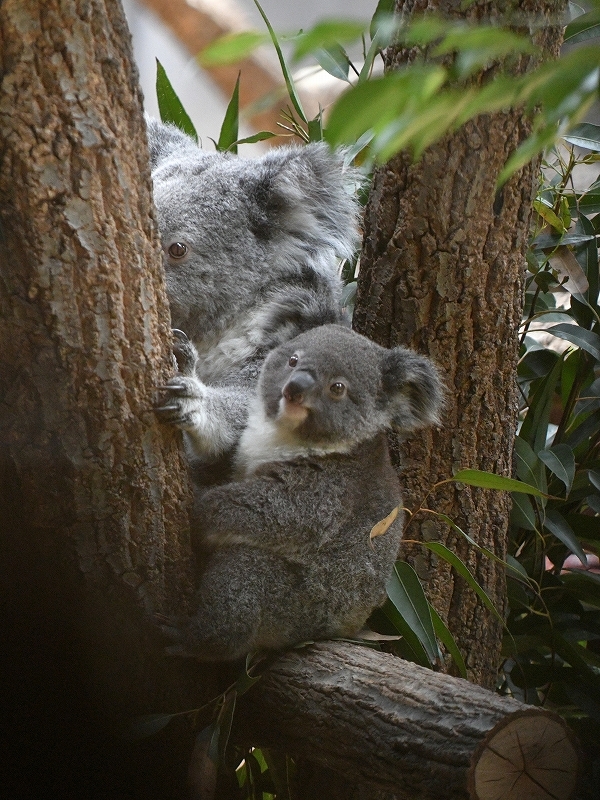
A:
[155,59,198,142]
[538,444,576,494]
[563,122,600,151]
[429,605,467,678]
[314,45,351,82]
[217,73,240,153]
[421,542,504,625]
[253,0,307,123]
[292,19,365,62]
[548,323,600,362]
[452,468,551,497]
[564,8,600,44]
[385,561,441,665]
[198,31,267,67]
[543,508,588,566]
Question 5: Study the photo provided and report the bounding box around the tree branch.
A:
[235,642,581,800]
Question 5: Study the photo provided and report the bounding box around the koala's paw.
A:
[171,329,198,376]
[153,374,208,430]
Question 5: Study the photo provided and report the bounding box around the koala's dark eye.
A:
[329,382,346,397]
[288,355,298,367]
[168,242,188,259]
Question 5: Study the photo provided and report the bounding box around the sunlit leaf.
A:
[452,468,552,497]
[253,0,307,122]
[326,66,447,147]
[292,19,366,61]
[232,131,277,146]
[198,31,267,67]
[155,59,198,142]
[370,0,395,40]
[217,73,240,153]
[533,199,567,233]
[314,45,351,82]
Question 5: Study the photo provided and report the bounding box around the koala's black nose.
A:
[282,371,316,404]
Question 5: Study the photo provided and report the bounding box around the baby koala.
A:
[163,324,443,661]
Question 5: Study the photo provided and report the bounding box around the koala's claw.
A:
[157,379,189,396]
[171,328,198,376]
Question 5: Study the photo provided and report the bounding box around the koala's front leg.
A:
[154,330,248,459]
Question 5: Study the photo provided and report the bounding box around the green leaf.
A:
[385,562,441,665]
[232,131,277,146]
[370,0,395,40]
[543,508,588,566]
[434,27,536,78]
[575,213,599,309]
[451,469,551,498]
[421,542,504,625]
[519,352,564,452]
[217,73,240,153]
[432,511,531,581]
[533,199,567,233]
[563,122,600,151]
[314,45,351,82]
[514,436,547,494]
[564,8,600,44]
[548,323,600,362]
[198,31,267,67]
[292,19,366,62]
[538,444,576,494]
[511,492,538,532]
[429,604,467,678]
[155,59,198,142]
[326,66,447,147]
[253,0,307,123]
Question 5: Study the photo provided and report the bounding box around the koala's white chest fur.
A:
[234,399,353,479]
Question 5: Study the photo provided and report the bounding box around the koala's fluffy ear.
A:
[247,143,360,260]
[379,348,444,433]
[145,116,200,171]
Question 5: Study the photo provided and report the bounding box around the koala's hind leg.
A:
[157,549,268,662]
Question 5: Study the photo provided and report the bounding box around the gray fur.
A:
[148,118,360,471]
[161,325,443,661]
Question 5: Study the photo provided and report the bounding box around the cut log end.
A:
[468,709,580,800]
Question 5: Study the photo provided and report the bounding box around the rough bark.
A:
[235,642,581,800]
[354,0,568,688]
[0,2,217,797]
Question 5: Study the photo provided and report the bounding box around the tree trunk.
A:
[0,2,217,796]
[235,642,581,800]
[354,0,567,688]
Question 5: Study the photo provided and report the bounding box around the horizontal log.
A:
[235,641,580,800]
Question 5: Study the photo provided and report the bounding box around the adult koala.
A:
[147,118,359,482]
